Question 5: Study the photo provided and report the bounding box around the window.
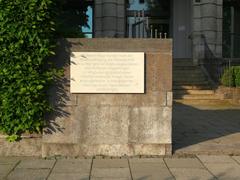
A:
[223,0,240,58]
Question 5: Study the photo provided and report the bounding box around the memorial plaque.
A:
[70,52,145,93]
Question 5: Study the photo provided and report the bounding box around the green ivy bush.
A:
[221,66,240,87]
[0,0,58,141]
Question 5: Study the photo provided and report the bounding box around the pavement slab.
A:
[131,169,174,180]
[130,158,174,180]
[232,156,240,164]
[7,168,50,180]
[16,159,55,169]
[91,168,131,178]
[0,164,15,179]
[197,155,236,163]
[169,168,215,180]
[0,157,21,165]
[48,173,90,180]
[52,159,92,174]
[91,159,131,179]
[164,157,205,169]
[93,159,128,168]
[1,156,240,179]
[203,163,240,180]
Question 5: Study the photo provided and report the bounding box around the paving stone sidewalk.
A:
[1,155,240,180]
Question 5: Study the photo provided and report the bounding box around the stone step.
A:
[174,99,233,106]
[174,94,219,100]
[174,89,215,95]
[173,60,194,66]
[173,78,209,85]
[173,85,212,90]
[173,66,199,70]
[173,81,210,86]
[173,70,203,75]
[173,74,206,80]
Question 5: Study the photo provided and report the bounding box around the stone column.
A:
[192,0,223,64]
[94,0,125,38]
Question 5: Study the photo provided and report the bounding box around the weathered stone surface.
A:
[198,155,236,163]
[130,158,164,163]
[130,159,173,180]
[43,143,170,157]
[77,106,130,144]
[170,168,214,180]
[52,159,91,173]
[165,158,204,169]
[129,107,172,144]
[232,156,240,164]
[93,159,128,168]
[91,168,131,178]
[17,159,55,169]
[203,163,240,179]
[131,170,174,180]
[0,138,42,157]
[43,39,172,157]
[0,157,21,165]
[0,164,15,176]
[7,169,50,180]
[48,173,90,180]
[68,39,172,53]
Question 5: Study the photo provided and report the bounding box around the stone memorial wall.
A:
[42,38,172,157]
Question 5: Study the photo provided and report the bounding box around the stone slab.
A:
[131,170,174,180]
[0,157,21,165]
[68,38,172,53]
[48,173,90,180]
[91,178,130,180]
[0,138,42,157]
[70,52,145,93]
[16,159,55,169]
[169,168,214,180]
[197,155,236,163]
[130,162,168,172]
[7,169,50,180]
[232,156,240,164]
[91,168,131,178]
[129,107,172,144]
[93,159,128,168]
[130,158,165,163]
[52,159,92,173]
[0,164,14,176]
[164,158,204,169]
[129,159,173,180]
[204,163,240,180]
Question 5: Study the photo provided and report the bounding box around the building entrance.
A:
[126,0,171,38]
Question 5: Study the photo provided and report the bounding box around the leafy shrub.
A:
[221,66,240,87]
[221,67,235,87]
[0,0,58,141]
[235,67,240,87]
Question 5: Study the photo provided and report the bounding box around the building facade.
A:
[80,0,239,62]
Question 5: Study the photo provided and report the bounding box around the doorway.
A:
[173,0,192,59]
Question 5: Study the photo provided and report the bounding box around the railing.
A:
[128,10,168,39]
[198,33,240,86]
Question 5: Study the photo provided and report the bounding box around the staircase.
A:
[173,59,230,105]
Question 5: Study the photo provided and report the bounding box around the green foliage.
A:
[0,0,58,140]
[221,66,240,87]
[55,0,90,38]
[235,67,240,87]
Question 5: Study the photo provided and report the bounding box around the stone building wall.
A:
[94,0,125,37]
[42,38,173,157]
[192,0,223,62]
